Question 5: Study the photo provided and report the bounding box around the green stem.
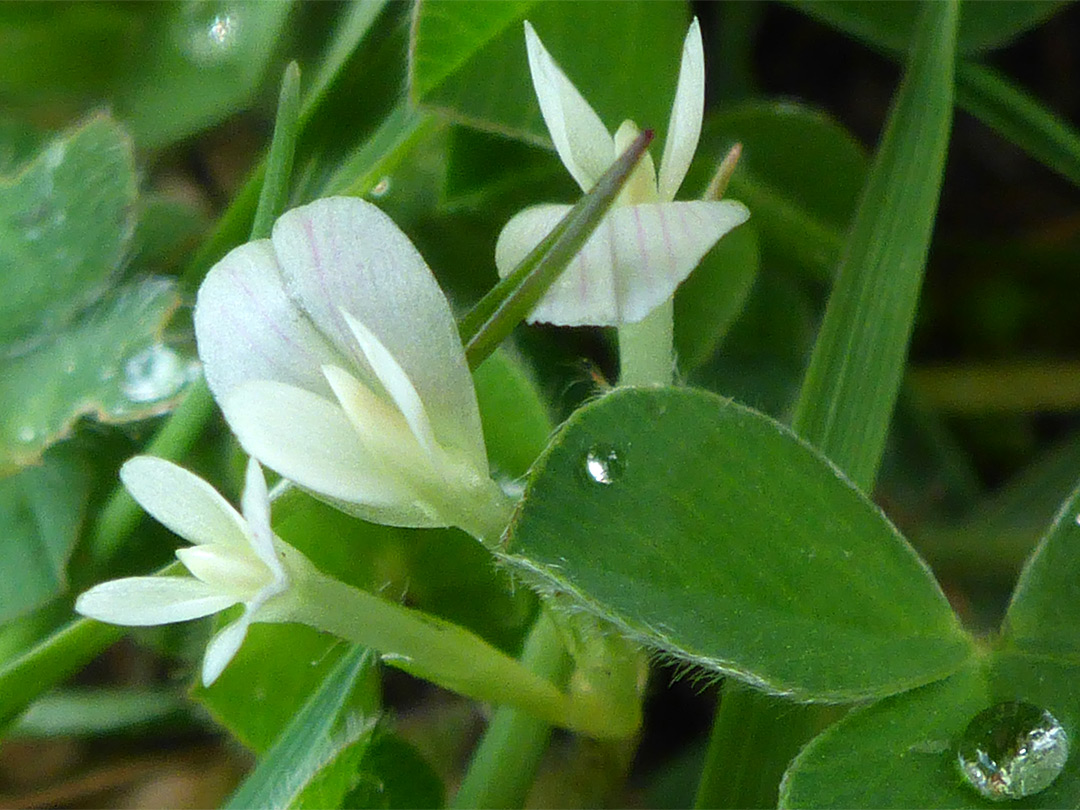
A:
[617,298,675,386]
[694,685,822,809]
[452,611,571,809]
[278,547,623,739]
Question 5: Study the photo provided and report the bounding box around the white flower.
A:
[495,18,750,326]
[193,197,509,540]
[75,457,288,686]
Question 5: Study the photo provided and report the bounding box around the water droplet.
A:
[380,653,414,666]
[1074,512,1080,526]
[17,426,36,443]
[958,701,1069,801]
[121,345,187,403]
[370,176,391,197]
[179,4,241,65]
[582,444,624,485]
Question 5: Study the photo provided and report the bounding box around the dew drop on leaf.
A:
[582,444,624,485]
[178,4,241,65]
[957,701,1069,801]
[121,344,190,404]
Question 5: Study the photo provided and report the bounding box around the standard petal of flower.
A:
[658,18,705,202]
[175,545,273,597]
[75,577,237,626]
[120,457,249,549]
[194,239,344,405]
[223,380,437,527]
[270,198,487,470]
[524,21,615,193]
[339,310,439,457]
[201,612,252,686]
[240,458,284,579]
[497,201,749,326]
[495,203,617,325]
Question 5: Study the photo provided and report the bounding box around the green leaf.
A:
[0,617,123,731]
[794,0,1067,55]
[474,348,553,479]
[130,193,210,275]
[781,653,1080,808]
[779,663,990,809]
[115,1,294,148]
[956,61,1080,191]
[194,624,350,754]
[410,0,687,145]
[0,114,135,348]
[791,0,958,491]
[0,280,195,475]
[693,102,867,283]
[346,733,445,809]
[0,446,88,622]
[13,688,188,737]
[503,387,974,701]
[0,5,138,101]
[1002,478,1080,658]
[250,61,301,242]
[224,645,381,810]
[674,221,760,373]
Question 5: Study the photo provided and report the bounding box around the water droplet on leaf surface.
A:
[121,345,189,403]
[957,701,1069,801]
[179,4,240,64]
[583,444,624,485]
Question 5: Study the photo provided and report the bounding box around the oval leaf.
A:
[502,387,974,701]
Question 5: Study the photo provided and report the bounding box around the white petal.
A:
[223,380,438,527]
[176,545,272,597]
[75,577,237,626]
[322,364,437,489]
[338,311,437,456]
[194,239,343,405]
[496,201,750,326]
[240,458,284,579]
[120,457,248,549]
[270,198,487,471]
[202,613,252,686]
[524,21,615,192]
[658,18,705,202]
[496,204,617,325]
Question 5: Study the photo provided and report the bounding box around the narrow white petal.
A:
[338,311,438,456]
[270,198,487,470]
[524,21,615,192]
[322,364,437,489]
[658,18,706,202]
[75,577,236,626]
[223,380,438,527]
[120,457,248,549]
[497,201,749,326]
[240,458,284,579]
[495,204,617,325]
[194,239,342,405]
[202,613,252,686]
[176,545,272,597]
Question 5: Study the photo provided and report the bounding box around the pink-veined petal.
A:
[524,21,615,192]
[194,239,343,405]
[658,18,705,202]
[75,577,237,626]
[120,456,248,549]
[495,204,617,325]
[223,380,439,527]
[201,612,252,686]
[269,198,486,469]
[496,201,749,326]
